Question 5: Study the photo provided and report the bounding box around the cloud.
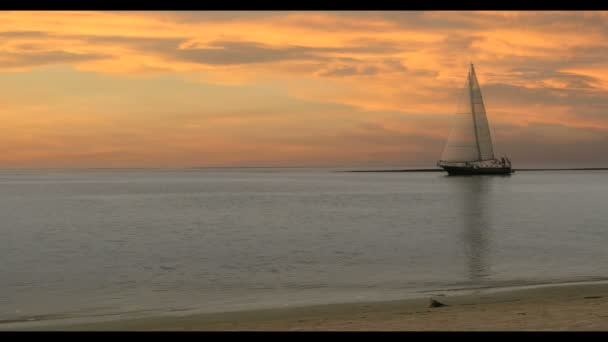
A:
[1,11,608,167]
[508,68,599,89]
[316,59,412,78]
[496,122,608,167]
[318,65,380,77]
[172,41,321,65]
[165,40,404,66]
[0,31,48,38]
[0,50,110,69]
[124,11,284,24]
[85,35,183,51]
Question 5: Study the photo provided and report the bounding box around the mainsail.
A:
[441,64,495,162]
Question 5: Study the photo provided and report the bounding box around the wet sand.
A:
[5,281,608,331]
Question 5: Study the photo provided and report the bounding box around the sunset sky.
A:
[1,11,608,168]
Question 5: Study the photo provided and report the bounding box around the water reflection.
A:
[460,176,493,282]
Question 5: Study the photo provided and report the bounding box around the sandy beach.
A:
[4,281,608,331]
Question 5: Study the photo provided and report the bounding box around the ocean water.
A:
[1,169,608,324]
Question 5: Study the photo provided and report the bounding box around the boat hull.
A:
[440,165,513,175]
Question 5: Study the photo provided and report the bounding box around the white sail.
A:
[469,64,495,160]
[440,64,495,162]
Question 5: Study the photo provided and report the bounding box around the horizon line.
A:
[2,166,608,172]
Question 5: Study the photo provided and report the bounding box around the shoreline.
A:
[5,280,608,331]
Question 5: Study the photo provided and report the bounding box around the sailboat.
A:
[437,63,513,175]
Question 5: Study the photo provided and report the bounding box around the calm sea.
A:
[1,169,607,325]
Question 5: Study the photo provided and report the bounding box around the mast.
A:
[469,63,482,161]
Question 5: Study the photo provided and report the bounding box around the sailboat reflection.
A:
[460,176,492,282]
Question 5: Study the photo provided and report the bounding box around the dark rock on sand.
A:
[429,298,448,308]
